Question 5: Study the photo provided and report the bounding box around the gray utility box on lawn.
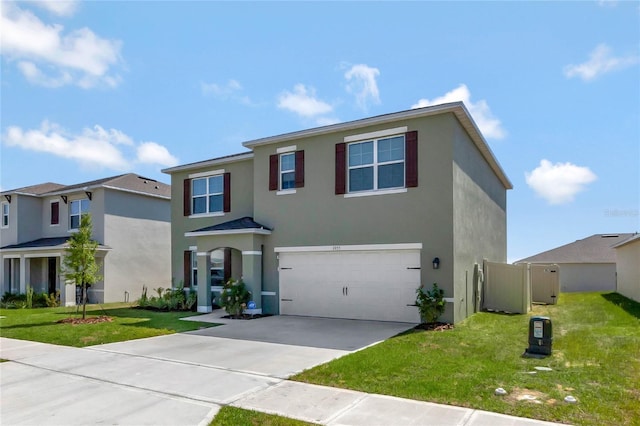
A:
[527,316,552,356]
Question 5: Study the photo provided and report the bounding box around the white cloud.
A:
[525,159,597,205]
[564,43,639,81]
[30,0,79,16]
[344,64,381,110]
[412,84,506,139]
[136,142,179,167]
[0,2,123,88]
[277,84,333,118]
[2,121,177,170]
[201,79,242,96]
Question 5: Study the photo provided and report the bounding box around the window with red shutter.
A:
[51,201,59,225]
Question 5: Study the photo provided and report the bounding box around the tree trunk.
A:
[82,284,87,319]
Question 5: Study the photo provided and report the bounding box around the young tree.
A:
[63,214,101,319]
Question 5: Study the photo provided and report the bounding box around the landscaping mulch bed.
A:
[414,322,454,331]
[57,316,113,325]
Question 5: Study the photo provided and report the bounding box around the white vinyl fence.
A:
[530,264,560,305]
[482,261,531,314]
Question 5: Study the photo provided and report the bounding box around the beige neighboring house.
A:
[163,102,513,324]
[0,174,171,305]
[613,234,640,302]
[516,233,635,293]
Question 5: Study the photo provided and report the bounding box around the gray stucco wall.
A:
[168,158,254,285]
[17,196,43,244]
[452,121,508,323]
[102,189,171,303]
[252,114,457,316]
[0,198,18,246]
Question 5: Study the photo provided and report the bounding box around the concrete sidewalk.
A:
[0,337,565,426]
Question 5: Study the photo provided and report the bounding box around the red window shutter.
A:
[405,130,418,188]
[295,150,305,188]
[51,202,59,225]
[269,154,279,191]
[183,179,191,216]
[223,172,231,212]
[183,250,192,287]
[335,143,346,195]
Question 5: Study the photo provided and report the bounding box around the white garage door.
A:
[278,245,421,323]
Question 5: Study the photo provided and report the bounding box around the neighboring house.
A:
[162,102,512,324]
[613,233,640,302]
[0,174,172,305]
[515,233,635,293]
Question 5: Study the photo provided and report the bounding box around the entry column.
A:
[197,251,212,313]
[242,250,262,313]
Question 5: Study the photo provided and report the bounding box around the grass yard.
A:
[293,292,640,426]
[0,303,218,347]
[210,407,316,426]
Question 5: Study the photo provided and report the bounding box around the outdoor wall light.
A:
[432,257,440,269]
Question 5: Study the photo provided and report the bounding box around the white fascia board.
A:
[276,145,297,154]
[101,185,170,200]
[344,126,408,143]
[185,228,272,238]
[189,169,225,179]
[274,243,422,253]
[162,153,254,174]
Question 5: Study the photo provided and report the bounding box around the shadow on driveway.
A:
[184,313,416,351]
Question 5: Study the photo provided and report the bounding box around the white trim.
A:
[275,243,422,253]
[188,245,197,251]
[276,145,297,154]
[443,297,455,303]
[276,189,296,196]
[344,188,407,198]
[25,252,62,258]
[101,185,170,200]
[1,246,112,253]
[242,251,262,256]
[196,252,208,257]
[344,126,408,143]
[1,201,9,229]
[2,254,21,259]
[162,152,253,174]
[188,169,225,179]
[261,291,276,296]
[186,228,272,237]
[189,212,225,219]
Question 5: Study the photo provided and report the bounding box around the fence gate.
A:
[530,264,559,305]
[482,261,531,314]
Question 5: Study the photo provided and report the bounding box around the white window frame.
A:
[191,175,224,216]
[1,202,9,228]
[347,134,406,193]
[192,250,198,287]
[69,198,90,230]
[279,152,296,191]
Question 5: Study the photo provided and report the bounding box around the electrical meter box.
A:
[527,316,552,356]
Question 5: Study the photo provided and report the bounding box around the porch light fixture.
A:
[432,257,440,269]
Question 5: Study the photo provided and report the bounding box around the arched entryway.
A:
[209,247,243,306]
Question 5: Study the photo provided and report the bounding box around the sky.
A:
[1,0,639,262]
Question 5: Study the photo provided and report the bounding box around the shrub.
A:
[415,282,446,324]
[219,278,251,317]
[137,283,196,312]
[25,286,34,308]
[44,291,61,307]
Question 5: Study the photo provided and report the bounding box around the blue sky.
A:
[1,0,638,262]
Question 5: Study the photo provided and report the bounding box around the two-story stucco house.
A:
[0,173,171,305]
[163,102,512,324]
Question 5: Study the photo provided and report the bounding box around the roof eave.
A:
[184,228,272,238]
[162,152,254,175]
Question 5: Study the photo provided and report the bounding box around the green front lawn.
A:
[0,303,218,347]
[293,292,640,426]
[210,407,316,426]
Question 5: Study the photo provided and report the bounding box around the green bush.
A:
[415,282,446,323]
[219,278,251,317]
[137,283,196,312]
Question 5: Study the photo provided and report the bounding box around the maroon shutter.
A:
[223,172,231,212]
[183,179,191,216]
[295,150,305,188]
[223,248,232,284]
[335,143,346,195]
[405,130,418,188]
[51,202,59,225]
[269,154,279,191]
[183,250,192,287]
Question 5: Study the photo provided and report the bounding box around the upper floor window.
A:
[269,149,304,192]
[335,129,418,196]
[70,199,90,229]
[192,175,223,214]
[348,135,405,192]
[280,153,296,190]
[1,202,9,228]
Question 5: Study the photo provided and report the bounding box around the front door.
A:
[48,257,57,295]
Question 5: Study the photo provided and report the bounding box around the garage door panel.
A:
[279,249,421,323]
